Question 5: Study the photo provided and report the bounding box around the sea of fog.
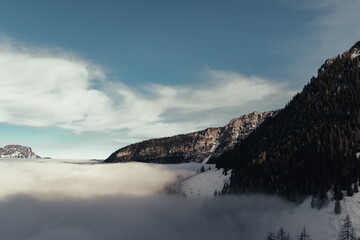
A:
[0,158,348,240]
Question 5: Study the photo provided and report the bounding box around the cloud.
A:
[0,159,347,240]
[121,69,294,139]
[310,0,360,27]
[0,191,342,240]
[0,159,352,240]
[274,0,360,90]
[0,194,294,240]
[0,38,294,141]
[307,0,360,43]
[0,160,195,199]
[0,39,113,133]
[295,0,360,59]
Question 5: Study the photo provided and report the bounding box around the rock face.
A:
[0,145,41,159]
[104,111,277,164]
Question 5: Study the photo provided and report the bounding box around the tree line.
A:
[265,215,358,240]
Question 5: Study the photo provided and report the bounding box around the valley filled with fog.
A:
[0,159,351,240]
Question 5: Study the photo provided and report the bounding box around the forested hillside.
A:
[216,42,360,202]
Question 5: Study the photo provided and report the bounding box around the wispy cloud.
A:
[310,0,360,27]
[296,0,360,57]
[0,38,294,142]
[277,0,360,87]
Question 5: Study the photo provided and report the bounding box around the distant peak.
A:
[350,41,360,52]
[0,144,41,159]
[349,41,360,60]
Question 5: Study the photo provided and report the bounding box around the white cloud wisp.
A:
[0,40,294,141]
[295,0,360,61]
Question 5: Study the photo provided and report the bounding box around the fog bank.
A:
[0,159,194,199]
[0,194,297,240]
[0,159,344,240]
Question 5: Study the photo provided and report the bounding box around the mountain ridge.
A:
[104,111,278,164]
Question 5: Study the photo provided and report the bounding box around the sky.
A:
[0,0,359,159]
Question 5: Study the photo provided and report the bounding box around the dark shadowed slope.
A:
[216,41,360,202]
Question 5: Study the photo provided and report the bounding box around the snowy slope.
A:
[162,163,231,198]
[168,163,360,239]
[264,192,360,240]
[180,165,231,198]
[158,162,360,239]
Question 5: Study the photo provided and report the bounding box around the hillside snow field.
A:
[181,166,231,198]
[171,163,360,239]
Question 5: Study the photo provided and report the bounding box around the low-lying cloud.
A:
[0,159,344,240]
[0,194,295,240]
[0,38,294,141]
[0,159,193,199]
[0,190,342,240]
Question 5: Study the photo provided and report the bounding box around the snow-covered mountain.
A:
[0,145,41,159]
[104,111,277,164]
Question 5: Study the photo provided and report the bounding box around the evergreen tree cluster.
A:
[338,215,357,240]
[266,227,310,240]
[216,42,360,202]
[265,215,358,240]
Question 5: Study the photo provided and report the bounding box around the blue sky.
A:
[0,0,359,159]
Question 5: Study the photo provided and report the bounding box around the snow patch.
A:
[181,166,231,198]
[307,191,360,239]
[202,140,220,164]
[351,49,360,59]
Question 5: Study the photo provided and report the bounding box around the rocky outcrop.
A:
[210,111,279,159]
[104,111,277,164]
[0,145,41,159]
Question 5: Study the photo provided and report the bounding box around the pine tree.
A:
[311,198,315,208]
[298,227,311,240]
[347,185,354,197]
[265,231,276,240]
[335,199,341,214]
[335,184,344,200]
[353,182,359,193]
[338,215,357,240]
[277,227,290,240]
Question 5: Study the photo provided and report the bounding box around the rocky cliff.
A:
[104,111,277,164]
[0,145,41,159]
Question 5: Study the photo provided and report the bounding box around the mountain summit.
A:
[216,42,360,201]
[350,41,360,52]
[0,145,41,159]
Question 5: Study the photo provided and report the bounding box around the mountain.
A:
[216,41,360,202]
[104,111,277,164]
[0,145,41,159]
